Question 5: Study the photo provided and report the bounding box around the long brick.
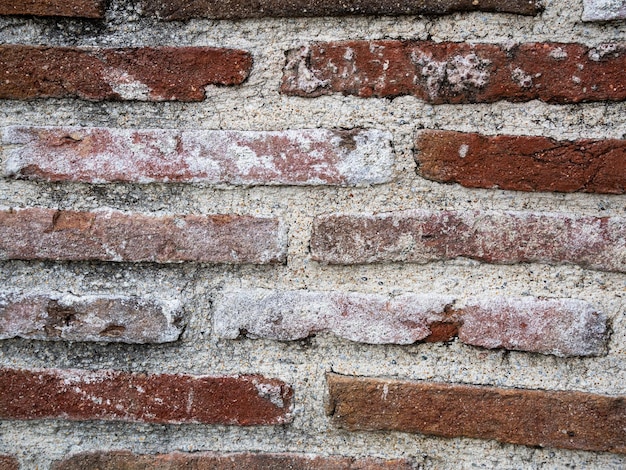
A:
[415,130,626,194]
[583,0,626,21]
[52,451,413,470]
[0,208,286,264]
[3,126,393,186]
[281,41,626,104]
[0,368,292,425]
[0,293,182,343]
[0,45,251,102]
[141,0,541,20]
[0,0,104,17]
[327,374,626,454]
[0,456,18,470]
[214,289,606,356]
[311,210,626,273]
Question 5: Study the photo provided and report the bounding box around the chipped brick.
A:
[0,0,104,17]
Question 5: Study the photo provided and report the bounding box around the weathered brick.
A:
[0,45,251,101]
[0,208,286,264]
[311,210,626,273]
[0,368,292,425]
[281,41,626,104]
[327,374,626,454]
[415,130,626,194]
[3,126,393,186]
[583,0,626,21]
[0,0,104,18]
[141,0,541,20]
[52,451,413,470]
[0,293,182,343]
[214,289,607,356]
[0,455,18,470]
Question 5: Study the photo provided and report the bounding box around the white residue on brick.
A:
[549,47,568,60]
[102,69,152,101]
[254,381,286,408]
[588,43,623,61]
[582,0,626,21]
[511,68,534,88]
[284,46,330,94]
[334,129,394,186]
[458,144,469,158]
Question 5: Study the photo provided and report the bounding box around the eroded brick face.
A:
[0,368,293,425]
[327,374,626,454]
[0,0,104,17]
[0,46,252,101]
[415,130,626,193]
[281,41,626,104]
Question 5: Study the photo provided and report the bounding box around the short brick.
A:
[0,455,18,470]
[214,289,607,356]
[0,368,293,425]
[0,0,104,17]
[3,126,393,186]
[52,451,413,469]
[0,45,251,101]
[583,0,626,21]
[281,41,626,104]
[0,208,286,264]
[311,210,626,273]
[0,293,182,343]
[415,130,626,194]
[327,374,626,454]
[141,0,541,20]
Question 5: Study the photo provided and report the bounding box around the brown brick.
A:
[52,451,413,470]
[142,0,541,20]
[0,208,286,264]
[0,0,104,17]
[281,42,626,104]
[327,374,626,454]
[311,210,626,273]
[0,45,251,102]
[3,126,393,186]
[0,368,292,425]
[0,455,18,470]
[0,293,182,343]
[416,130,626,194]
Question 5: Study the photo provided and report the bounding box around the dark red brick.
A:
[0,455,18,470]
[281,42,626,104]
[0,368,292,425]
[0,0,103,17]
[0,45,251,102]
[0,208,286,264]
[327,374,626,454]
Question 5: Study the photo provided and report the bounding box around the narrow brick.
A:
[214,289,606,356]
[0,368,292,425]
[3,126,393,186]
[142,0,541,20]
[327,374,626,454]
[311,210,626,273]
[415,130,626,194]
[281,41,626,104]
[0,45,251,102]
[0,208,286,264]
[0,293,182,343]
[53,451,413,470]
[583,0,626,21]
[0,455,18,470]
[0,0,104,18]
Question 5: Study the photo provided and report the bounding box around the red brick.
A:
[52,451,412,469]
[0,208,285,264]
[327,374,626,454]
[416,130,626,194]
[0,368,292,425]
[0,455,18,470]
[3,126,393,186]
[281,42,626,104]
[141,0,541,20]
[0,293,182,343]
[214,289,607,356]
[311,210,626,273]
[0,45,251,102]
[0,0,104,17]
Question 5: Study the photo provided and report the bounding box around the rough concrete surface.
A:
[0,0,625,468]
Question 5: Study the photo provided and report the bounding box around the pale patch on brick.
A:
[102,69,152,101]
[283,46,330,94]
[582,0,626,21]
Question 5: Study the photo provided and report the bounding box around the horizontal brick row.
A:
[0,368,292,425]
[52,451,412,469]
[282,41,626,104]
[416,130,626,194]
[214,289,607,357]
[0,208,286,264]
[0,293,182,343]
[0,0,104,17]
[327,374,626,454]
[0,456,18,470]
[0,46,251,102]
[583,0,626,20]
[311,210,626,273]
[2,126,394,186]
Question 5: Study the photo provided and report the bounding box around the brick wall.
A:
[0,0,625,468]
